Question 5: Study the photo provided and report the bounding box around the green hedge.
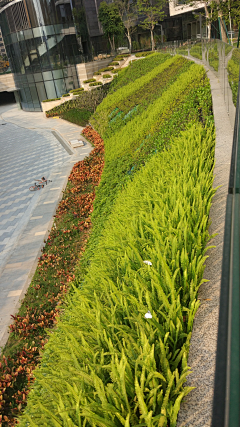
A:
[45,85,110,117]
[190,44,202,60]
[208,43,219,71]
[20,123,215,427]
[109,53,171,93]
[61,109,92,126]
[69,88,84,93]
[89,81,103,86]
[20,54,215,427]
[227,48,240,106]
[42,97,61,102]
[91,56,180,134]
[135,51,154,57]
[98,66,114,72]
[83,78,96,83]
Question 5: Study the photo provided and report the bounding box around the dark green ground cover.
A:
[61,109,92,126]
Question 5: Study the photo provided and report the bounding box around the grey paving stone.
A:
[0,102,92,350]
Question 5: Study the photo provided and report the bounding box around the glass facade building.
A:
[0,0,83,111]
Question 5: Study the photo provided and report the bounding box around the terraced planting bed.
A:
[1,53,215,427]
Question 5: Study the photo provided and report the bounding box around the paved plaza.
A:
[0,103,92,348]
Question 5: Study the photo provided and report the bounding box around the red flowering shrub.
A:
[0,126,104,426]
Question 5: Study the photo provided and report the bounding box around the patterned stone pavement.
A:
[0,104,92,348]
[0,121,69,268]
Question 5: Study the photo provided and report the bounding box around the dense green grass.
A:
[61,108,92,126]
[19,53,215,427]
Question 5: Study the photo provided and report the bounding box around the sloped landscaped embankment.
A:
[19,53,215,426]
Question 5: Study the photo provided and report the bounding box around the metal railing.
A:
[157,38,240,426]
[157,39,237,127]
[211,61,240,427]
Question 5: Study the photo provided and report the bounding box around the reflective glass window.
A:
[43,71,53,81]
[54,24,62,35]
[54,78,66,97]
[63,66,71,78]
[36,82,47,102]
[19,40,31,73]
[72,76,78,88]
[43,26,55,36]
[52,69,63,79]
[10,33,18,44]
[33,73,43,82]
[27,75,34,83]
[65,77,74,92]
[33,27,43,38]
[44,80,56,99]
[17,31,25,42]
[29,84,40,106]
[24,29,34,40]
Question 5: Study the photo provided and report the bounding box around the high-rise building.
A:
[0,0,82,111]
[0,26,6,56]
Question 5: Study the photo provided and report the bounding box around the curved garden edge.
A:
[176,57,234,427]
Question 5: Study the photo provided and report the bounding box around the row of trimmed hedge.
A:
[20,122,215,427]
[45,85,110,118]
[19,54,215,426]
[92,56,192,136]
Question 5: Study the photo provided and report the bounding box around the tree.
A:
[137,0,166,51]
[185,0,238,43]
[72,7,90,55]
[210,0,240,33]
[114,0,138,52]
[98,1,125,53]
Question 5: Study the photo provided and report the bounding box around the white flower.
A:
[144,310,152,319]
[143,260,152,266]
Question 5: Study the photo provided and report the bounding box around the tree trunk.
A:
[219,15,228,43]
[204,4,211,40]
[150,28,155,51]
[108,35,114,54]
[112,34,115,52]
[126,29,132,53]
[215,0,228,43]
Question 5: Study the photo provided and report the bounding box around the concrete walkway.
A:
[177,57,234,426]
[0,104,92,350]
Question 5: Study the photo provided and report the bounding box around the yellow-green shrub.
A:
[19,123,215,427]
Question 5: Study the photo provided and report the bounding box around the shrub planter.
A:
[42,98,63,115]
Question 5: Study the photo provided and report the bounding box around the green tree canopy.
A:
[114,0,138,52]
[98,1,125,53]
[137,0,166,51]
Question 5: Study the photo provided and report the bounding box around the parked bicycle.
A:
[29,177,52,191]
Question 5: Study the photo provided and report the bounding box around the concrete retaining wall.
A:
[0,73,16,92]
[76,57,112,85]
